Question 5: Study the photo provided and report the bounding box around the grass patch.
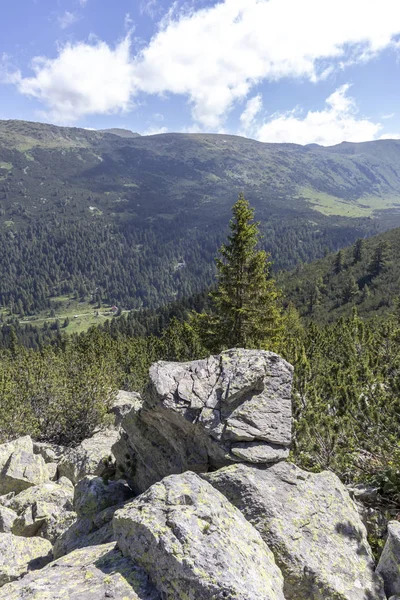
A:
[17,296,129,336]
[298,187,400,218]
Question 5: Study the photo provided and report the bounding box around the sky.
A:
[1,0,400,145]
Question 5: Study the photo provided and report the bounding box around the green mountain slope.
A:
[280,226,400,322]
[2,119,400,317]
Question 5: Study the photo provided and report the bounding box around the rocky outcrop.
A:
[204,461,385,600]
[0,353,393,599]
[377,521,400,598]
[58,429,119,484]
[0,533,52,585]
[0,542,161,600]
[114,348,293,494]
[113,471,286,600]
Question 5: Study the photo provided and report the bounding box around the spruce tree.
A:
[333,250,344,274]
[368,241,391,277]
[353,238,365,264]
[205,194,283,350]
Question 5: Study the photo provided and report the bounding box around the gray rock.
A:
[8,479,74,515]
[33,442,66,464]
[347,483,380,502]
[53,518,114,558]
[0,492,15,508]
[113,471,285,600]
[0,436,33,472]
[0,542,161,599]
[204,462,385,600]
[0,533,52,586]
[92,502,127,531]
[74,476,132,517]
[110,390,141,426]
[377,521,400,598]
[0,506,17,533]
[231,441,289,462]
[12,502,77,543]
[58,429,119,484]
[7,479,75,543]
[45,462,58,480]
[115,348,293,494]
[0,450,48,495]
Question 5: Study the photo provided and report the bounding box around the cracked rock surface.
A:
[204,461,386,600]
[114,348,293,494]
[113,471,285,600]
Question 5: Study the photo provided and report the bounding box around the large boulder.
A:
[74,476,132,517]
[377,521,400,598]
[0,542,160,599]
[0,436,33,471]
[113,471,285,600]
[58,429,119,484]
[0,533,52,586]
[7,479,74,515]
[0,450,48,495]
[114,348,293,494]
[204,461,385,600]
[7,478,75,543]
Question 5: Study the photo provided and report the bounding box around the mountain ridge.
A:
[0,118,399,320]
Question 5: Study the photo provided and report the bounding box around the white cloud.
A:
[7,0,400,126]
[239,95,262,134]
[132,0,400,127]
[379,132,400,139]
[58,11,78,30]
[254,85,383,146]
[13,38,135,123]
[382,112,395,120]
[78,0,88,6]
[142,125,168,135]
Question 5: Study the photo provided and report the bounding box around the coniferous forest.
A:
[1,193,400,551]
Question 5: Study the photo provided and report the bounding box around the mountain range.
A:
[1,119,400,317]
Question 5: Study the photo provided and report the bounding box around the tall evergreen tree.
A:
[333,250,344,274]
[368,241,391,277]
[353,238,365,264]
[200,194,283,350]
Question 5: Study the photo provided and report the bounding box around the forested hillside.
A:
[3,119,400,319]
[280,226,400,322]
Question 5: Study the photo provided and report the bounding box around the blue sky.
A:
[1,0,400,145]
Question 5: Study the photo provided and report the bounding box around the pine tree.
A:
[353,238,365,264]
[368,241,391,277]
[201,194,283,350]
[341,275,359,304]
[333,250,344,274]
